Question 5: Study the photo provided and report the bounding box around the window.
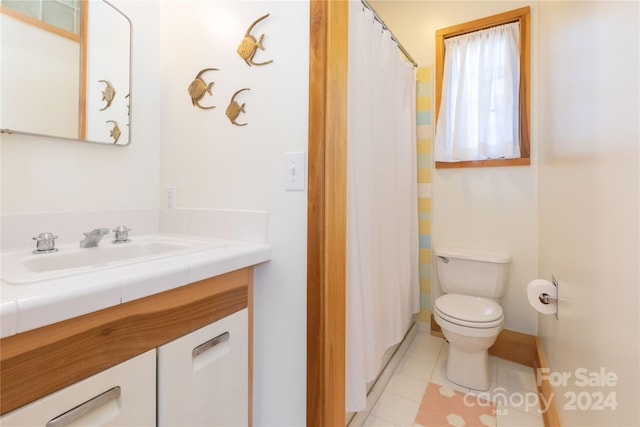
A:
[435,7,530,168]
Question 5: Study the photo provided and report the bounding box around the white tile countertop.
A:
[0,234,270,338]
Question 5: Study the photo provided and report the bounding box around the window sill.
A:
[435,157,530,169]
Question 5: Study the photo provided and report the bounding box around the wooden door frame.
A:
[307,1,348,426]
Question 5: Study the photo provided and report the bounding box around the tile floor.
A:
[362,331,545,427]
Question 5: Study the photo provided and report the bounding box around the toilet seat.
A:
[434,294,503,329]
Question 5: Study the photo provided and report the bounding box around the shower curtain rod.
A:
[361,0,418,68]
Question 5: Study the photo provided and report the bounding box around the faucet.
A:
[80,228,110,248]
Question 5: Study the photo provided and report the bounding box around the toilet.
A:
[433,247,511,390]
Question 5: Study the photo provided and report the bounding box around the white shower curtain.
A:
[346,2,419,413]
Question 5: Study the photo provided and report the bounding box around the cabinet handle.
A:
[192,331,230,358]
[46,386,121,427]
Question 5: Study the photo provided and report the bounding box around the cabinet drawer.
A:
[0,350,156,426]
[158,308,248,426]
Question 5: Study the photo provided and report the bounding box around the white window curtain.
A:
[434,22,520,162]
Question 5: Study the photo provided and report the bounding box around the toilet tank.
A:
[434,247,511,298]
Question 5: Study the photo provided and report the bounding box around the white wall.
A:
[158,2,309,425]
[537,2,639,425]
[0,0,161,214]
[370,0,539,334]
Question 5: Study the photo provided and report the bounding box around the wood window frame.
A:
[435,6,531,169]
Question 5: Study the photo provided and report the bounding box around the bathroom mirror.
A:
[0,0,131,145]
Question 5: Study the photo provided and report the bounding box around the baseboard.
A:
[535,337,561,427]
[430,315,561,426]
[430,315,445,339]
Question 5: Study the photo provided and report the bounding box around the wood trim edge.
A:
[435,6,531,40]
[248,269,254,427]
[430,314,445,339]
[489,328,537,367]
[536,337,561,427]
[307,1,328,425]
[78,0,88,139]
[307,1,348,426]
[435,157,530,169]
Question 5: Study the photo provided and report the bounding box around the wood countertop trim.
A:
[0,267,250,415]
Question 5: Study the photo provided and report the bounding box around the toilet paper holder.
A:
[537,276,559,319]
[538,293,557,305]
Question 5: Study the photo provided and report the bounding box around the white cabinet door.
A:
[158,308,248,427]
[0,350,156,426]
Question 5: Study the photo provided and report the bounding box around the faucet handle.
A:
[32,232,59,254]
[112,226,131,244]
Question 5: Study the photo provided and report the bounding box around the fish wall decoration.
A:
[188,68,219,109]
[106,120,121,144]
[99,80,116,111]
[225,88,250,126]
[237,13,273,67]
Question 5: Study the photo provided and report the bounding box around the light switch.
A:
[167,186,177,208]
[284,152,305,191]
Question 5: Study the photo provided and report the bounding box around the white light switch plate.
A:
[284,152,305,191]
[167,186,177,208]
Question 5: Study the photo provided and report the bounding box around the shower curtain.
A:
[346,2,419,413]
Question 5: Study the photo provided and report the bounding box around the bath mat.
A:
[414,382,496,427]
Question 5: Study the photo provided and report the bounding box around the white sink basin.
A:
[1,235,226,284]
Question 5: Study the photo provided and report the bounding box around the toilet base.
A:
[445,345,492,390]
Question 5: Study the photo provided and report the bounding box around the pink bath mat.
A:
[414,382,496,427]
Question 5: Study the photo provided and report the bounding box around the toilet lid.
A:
[435,294,503,324]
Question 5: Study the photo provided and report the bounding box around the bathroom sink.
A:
[1,235,226,284]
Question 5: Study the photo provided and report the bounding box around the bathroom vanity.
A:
[0,234,270,425]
